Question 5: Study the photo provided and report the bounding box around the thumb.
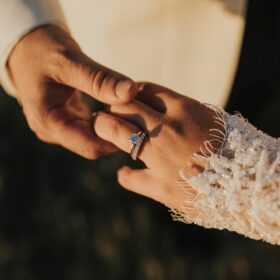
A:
[56,52,137,104]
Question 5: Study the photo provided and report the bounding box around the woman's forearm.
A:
[172,106,280,245]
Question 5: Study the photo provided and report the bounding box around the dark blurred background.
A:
[0,1,280,280]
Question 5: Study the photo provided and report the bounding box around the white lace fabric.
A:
[171,106,280,245]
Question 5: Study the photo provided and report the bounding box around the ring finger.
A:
[93,111,152,162]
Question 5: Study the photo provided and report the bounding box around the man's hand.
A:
[8,24,137,159]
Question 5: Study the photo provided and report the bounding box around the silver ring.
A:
[129,131,147,160]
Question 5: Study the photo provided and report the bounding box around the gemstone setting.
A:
[129,132,141,145]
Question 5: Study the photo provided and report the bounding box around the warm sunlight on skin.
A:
[8,25,137,159]
[93,82,224,210]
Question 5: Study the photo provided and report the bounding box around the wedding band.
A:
[129,131,147,160]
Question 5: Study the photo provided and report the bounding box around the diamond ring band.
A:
[129,131,147,160]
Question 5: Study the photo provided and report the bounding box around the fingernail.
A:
[116,80,134,101]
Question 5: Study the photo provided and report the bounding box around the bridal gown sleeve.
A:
[171,105,280,245]
[0,0,66,97]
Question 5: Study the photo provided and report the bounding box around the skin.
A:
[8,24,137,159]
[93,82,223,210]
[8,24,222,212]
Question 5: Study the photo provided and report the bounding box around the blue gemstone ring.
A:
[129,131,147,160]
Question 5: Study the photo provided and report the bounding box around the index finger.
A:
[56,51,138,105]
[47,107,117,159]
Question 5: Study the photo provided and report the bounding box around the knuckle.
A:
[159,115,183,135]
[89,68,110,96]
[107,120,120,139]
[125,102,139,112]
[171,97,200,119]
[82,144,101,160]
[171,97,188,112]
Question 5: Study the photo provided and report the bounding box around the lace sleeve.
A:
[171,106,280,245]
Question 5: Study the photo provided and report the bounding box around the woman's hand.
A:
[8,24,137,159]
[93,83,222,209]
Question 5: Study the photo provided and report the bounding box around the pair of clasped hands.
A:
[9,25,219,211]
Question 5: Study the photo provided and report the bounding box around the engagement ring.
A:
[129,131,147,160]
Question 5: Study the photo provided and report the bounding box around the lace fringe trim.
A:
[171,104,228,223]
[170,105,280,245]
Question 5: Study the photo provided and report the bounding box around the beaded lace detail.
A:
[171,106,280,245]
